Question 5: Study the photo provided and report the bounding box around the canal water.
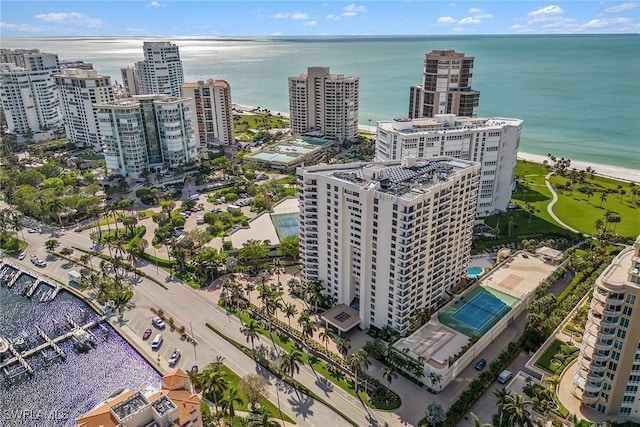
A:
[0,269,159,427]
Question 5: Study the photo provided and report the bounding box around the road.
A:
[10,220,396,427]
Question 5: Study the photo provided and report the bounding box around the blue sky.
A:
[1,1,639,36]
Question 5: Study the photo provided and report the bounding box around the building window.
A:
[620,407,631,416]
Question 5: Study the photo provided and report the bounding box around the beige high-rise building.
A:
[572,236,640,421]
[55,68,115,150]
[409,49,480,119]
[182,79,234,153]
[136,41,184,97]
[289,66,359,142]
[120,66,141,97]
[298,157,479,333]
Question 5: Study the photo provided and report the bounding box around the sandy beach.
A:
[517,152,640,183]
[233,104,639,183]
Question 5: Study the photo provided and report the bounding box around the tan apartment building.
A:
[409,49,480,119]
[289,66,359,142]
[572,236,640,421]
[182,79,235,153]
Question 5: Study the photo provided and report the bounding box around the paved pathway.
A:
[544,173,580,234]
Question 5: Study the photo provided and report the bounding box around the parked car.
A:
[151,334,163,350]
[143,328,152,340]
[168,348,181,366]
[28,229,37,233]
[152,316,166,329]
[18,252,26,260]
[475,358,487,370]
[498,370,513,384]
[35,260,46,268]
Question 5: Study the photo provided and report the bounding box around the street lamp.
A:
[189,321,197,360]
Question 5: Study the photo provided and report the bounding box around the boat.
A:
[0,337,8,354]
[72,329,96,352]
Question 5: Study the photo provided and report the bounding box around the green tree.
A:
[283,302,298,328]
[346,349,370,393]
[277,234,299,260]
[238,239,270,263]
[45,239,60,251]
[336,336,351,358]
[220,386,243,418]
[382,366,398,386]
[201,366,228,412]
[242,319,261,353]
[319,327,333,351]
[239,374,267,412]
[424,402,445,426]
[280,347,303,381]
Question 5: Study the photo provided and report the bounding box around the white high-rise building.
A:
[55,68,115,150]
[298,157,479,333]
[288,66,359,142]
[375,115,522,217]
[571,236,640,421]
[181,79,234,153]
[121,66,141,97]
[409,49,480,119]
[137,42,184,97]
[96,95,197,178]
[0,49,64,142]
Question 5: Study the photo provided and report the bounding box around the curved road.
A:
[544,172,580,234]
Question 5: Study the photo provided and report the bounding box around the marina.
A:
[0,261,160,426]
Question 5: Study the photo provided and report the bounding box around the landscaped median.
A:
[205,322,360,427]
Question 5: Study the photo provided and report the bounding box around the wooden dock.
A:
[25,279,41,297]
[0,315,108,373]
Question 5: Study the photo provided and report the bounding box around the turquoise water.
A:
[466,266,485,279]
[2,35,639,169]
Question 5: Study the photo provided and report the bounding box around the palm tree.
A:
[283,302,297,327]
[599,191,607,207]
[336,336,351,358]
[501,393,535,427]
[48,198,64,226]
[280,348,303,381]
[470,412,494,427]
[382,366,398,386]
[201,367,228,411]
[250,407,280,427]
[428,372,443,392]
[220,386,243,418]
[242,319,261,353]
[346,349,370,393]
[319,327,333,351]
[245,281,256,305]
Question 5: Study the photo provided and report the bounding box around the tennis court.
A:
[439,286,519,337]
[271,213,299,240]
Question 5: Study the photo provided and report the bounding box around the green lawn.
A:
[512,160,639,237]
[215,364,296,424]
[534,339,564,374]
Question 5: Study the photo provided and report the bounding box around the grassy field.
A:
[512,160,639,237]
[216,364,296,424]
[534,338,564,374]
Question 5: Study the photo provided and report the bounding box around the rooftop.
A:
[379,115,523,135]
[111,392,149,421]
[306,158,475,200]
[321,304,361,333]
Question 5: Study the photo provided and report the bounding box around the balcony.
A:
[572,386,599,404]
[590,300,618,317]
[585,321,615,341]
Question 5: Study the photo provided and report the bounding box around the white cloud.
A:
[469,7,482,13]
[147,1,163,7]
[459,17,481,25]
[304,20,318,27]
[605,2,639,12]
[584,17,633,28]
[0,21,47,32]
[344,4,367,13]
[274,11,309,20]
[35,12,103,28]
[475,13,494,19]
[528,5,564,17]
[126,27,146,33]
[437,16,456,24]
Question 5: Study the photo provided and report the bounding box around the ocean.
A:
[0,268,159,427]
[1,35,639,170]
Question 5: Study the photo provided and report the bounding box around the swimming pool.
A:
[466,266,485,279]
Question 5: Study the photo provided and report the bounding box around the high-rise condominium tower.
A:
[121,66,141,97]
[572,236,640,421]
[0,49,64,141]
[375,114,522,217]
[96,95,197,178]
[55,68,115,150]
[409,49,480,119]
[137,42,184,97]
[182,79,235,153]
[298,157,479,333]
[289,66,359,142]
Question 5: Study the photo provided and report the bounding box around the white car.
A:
[18,253,26,260]
[35,260,46,268]
[28,229,37,233]
[152,316,166,329]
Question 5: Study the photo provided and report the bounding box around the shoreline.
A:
[232,103,638,183]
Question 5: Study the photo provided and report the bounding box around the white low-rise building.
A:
[375,114,523,217]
